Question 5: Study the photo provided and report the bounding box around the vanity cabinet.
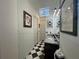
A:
[44,43,59,59]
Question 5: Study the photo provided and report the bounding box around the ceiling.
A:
[28,0,60,15]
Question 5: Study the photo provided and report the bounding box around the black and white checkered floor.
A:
[27,40,45,59]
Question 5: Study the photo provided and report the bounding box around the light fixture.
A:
[53,8,57,16]
[56,9,61,16]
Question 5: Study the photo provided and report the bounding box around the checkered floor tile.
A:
[27,40,45,59]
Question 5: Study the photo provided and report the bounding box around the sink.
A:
[44,37,59,45]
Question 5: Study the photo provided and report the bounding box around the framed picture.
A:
[60,0,78,36]
[23,11,32,27]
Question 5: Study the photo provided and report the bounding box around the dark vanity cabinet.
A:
[44,43,59,59]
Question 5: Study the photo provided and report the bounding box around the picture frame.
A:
[60,0,78,36]
[23,11,32,27]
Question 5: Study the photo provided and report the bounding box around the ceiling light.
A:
[68,7,71,10]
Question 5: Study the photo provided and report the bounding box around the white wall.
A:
[60,1,79,59]
[0,0,18,59]
[17,0,39,59]
[33,16,38,44]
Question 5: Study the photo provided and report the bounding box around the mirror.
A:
[60,0,78,36]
